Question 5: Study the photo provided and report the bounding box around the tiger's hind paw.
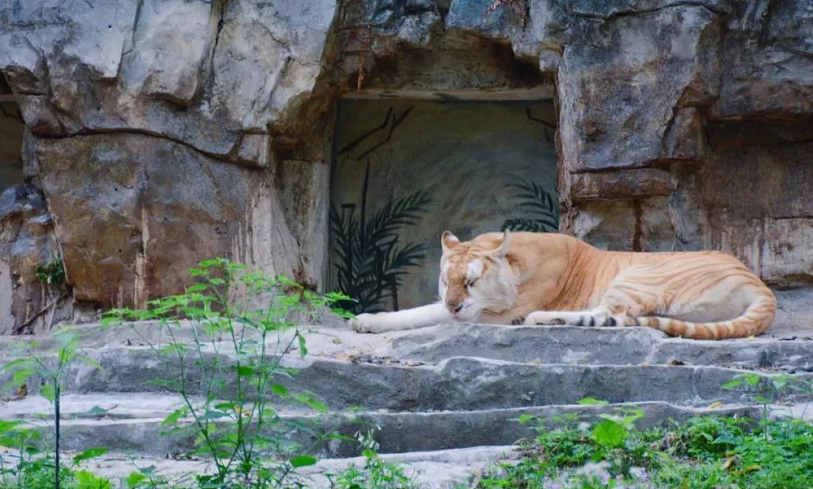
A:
[524,311,567,326]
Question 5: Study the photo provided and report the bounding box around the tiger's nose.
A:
[446,300,463,314]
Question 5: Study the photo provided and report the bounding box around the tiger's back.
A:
[550,244,777,339]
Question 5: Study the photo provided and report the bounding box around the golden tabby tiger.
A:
[349,231,776,339]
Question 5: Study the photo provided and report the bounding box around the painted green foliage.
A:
[501,175,560,233]
[330,162,432,314]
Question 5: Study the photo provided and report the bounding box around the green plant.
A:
[103,258,351,488]
[0,420,43,488]
[330,161,432,314]
[34,253,66,287]
[2,330,104,489]
[471,396,813,489]
[722,372,813,435]
[501,176,559,233]
[16,252,70,334]
[328,430,417,489]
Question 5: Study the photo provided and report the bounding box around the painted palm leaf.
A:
[330,164,432,314]
[501,176,559,233]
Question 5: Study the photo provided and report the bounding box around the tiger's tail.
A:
[606,290,777,340]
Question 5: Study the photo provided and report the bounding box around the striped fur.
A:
[349,231,776,339]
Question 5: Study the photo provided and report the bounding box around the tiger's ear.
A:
[494,230,511,258]
[441,231,460,253]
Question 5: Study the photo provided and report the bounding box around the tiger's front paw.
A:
[349,313,384,334]
[523,311,566,326]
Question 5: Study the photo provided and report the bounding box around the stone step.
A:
[2,346,809,413]
[4,322,813,371]
[0,444,516,489]
[389,324,813,372]
[2,393,762,456]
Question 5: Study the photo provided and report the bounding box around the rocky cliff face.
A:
[1,0,811,332]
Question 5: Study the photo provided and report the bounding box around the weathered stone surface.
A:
[209,0,336,129]
[15,95,63,136]
[234,134,272,168]
[571,169,674,201]
[761,218,813,288]
[558,5,720,172]
[3,321,811,477]
[35,133,299,307]
[446,0,534,54]
[120,0,215,106]
[2,0,813,323]
[571,200,637,251]
[0,1,137,83]
[661,107,704,161]
[277,160,331,285]
[0,184,68,334]
[78,445,513,489]
[6,342,807,410]
[713,1,813,120]
[0,0,337,162]
[3,393,757,456]
[10,319,811,368]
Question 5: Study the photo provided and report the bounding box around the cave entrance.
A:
[0,75,24,193]
[329,93,559,314]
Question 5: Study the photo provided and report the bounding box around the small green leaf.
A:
[592,419,628,448]
[73,447,109,465]
[297,332,308,357]
[74,469,111,489]
[4,368,34,392]
[162,406,188,427]
[744,373,761,387]
[271,384,289,397]
[578,397,609,406]
[721,379,743,390]
[0,420,23,434]
[232,365,254,377]
[200,410,229,421]
[295,393,327,413]
[187,284,207,293]
[40,384,56,402]
[290,455,318,468]
[53,330,79,347]
[77,355,103,369]
[86,406,110,416]
[3,358,34,371]
[126,471,148,488]
[754,395,773,404]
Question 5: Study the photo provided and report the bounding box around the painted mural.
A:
[330,99,558,312]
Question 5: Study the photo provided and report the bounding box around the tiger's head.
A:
[438,230,519,321]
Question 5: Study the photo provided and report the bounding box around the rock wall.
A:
[1,0,812,330]
[0,0,335,329]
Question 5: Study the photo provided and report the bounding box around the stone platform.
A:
[1,317,812,487]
